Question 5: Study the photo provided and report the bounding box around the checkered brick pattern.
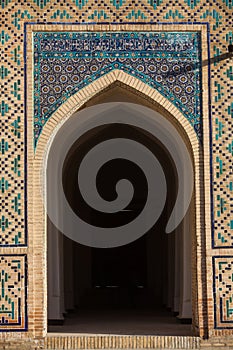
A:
[0,255,27,331]
[213,257,233,328]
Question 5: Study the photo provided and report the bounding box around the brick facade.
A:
[0,0,232,348]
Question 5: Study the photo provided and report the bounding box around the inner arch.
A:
[46,86,197,335]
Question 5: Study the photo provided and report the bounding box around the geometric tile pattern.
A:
[0,0,232,332]
[0,5,25,247]
[213,257,233,328]
[213,57,233,249]
[33,31,202,148]
[0,255,27,331]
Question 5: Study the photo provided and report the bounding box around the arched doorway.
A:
[46,84,198,335]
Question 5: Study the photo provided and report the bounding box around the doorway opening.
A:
[47,86,196,336]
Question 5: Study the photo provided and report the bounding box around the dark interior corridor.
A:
[47,107,193,335]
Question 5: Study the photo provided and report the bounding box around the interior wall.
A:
[73,244,92,307]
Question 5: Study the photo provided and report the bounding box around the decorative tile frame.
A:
[23,23,212,339]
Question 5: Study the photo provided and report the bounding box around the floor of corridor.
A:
[48,308,193,336]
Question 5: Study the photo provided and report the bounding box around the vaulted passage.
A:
[48,227,193,335]
[47,87,195,336]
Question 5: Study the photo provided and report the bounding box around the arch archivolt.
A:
[29,70,208,338]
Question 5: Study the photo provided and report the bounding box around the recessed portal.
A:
[47,102,194,336]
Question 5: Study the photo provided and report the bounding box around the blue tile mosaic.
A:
[33,31,202,148]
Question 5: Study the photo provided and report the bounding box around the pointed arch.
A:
[29,69,210,338]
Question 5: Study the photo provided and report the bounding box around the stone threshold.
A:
[45,334,200,349]
[3,336,233,349]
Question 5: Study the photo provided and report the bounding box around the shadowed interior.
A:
[47,88,194,335]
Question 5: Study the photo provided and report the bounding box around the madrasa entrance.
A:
[1,4,232,347]
[46,85,196,336]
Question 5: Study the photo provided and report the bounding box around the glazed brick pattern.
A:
[213,256,233,329]
[0,255,27,331]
